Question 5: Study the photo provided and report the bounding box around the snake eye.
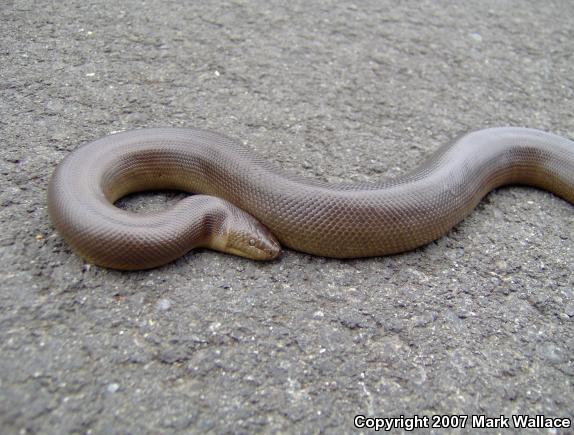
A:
[249,239,256,246]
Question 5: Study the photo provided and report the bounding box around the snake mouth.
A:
[260,236,282,260]
[222,242,281,261]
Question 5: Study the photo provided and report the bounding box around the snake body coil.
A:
[48,127,573,269]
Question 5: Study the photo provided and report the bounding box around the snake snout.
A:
[253,228,282,260]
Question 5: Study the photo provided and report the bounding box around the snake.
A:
[47,127,573,270]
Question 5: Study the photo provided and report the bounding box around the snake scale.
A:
[47,127,574,270]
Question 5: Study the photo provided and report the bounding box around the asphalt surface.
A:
[1,0,573,433]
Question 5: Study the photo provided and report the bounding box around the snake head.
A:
[210,203,282,261]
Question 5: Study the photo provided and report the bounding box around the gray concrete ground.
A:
[1,0,573,433]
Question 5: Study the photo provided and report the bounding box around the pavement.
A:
[1,0,573,433]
